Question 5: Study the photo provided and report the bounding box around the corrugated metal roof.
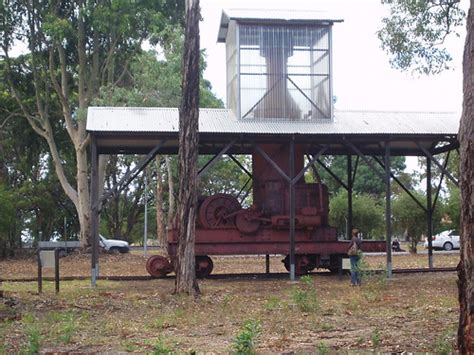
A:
[86,107,459,136]
[218,9,344,42]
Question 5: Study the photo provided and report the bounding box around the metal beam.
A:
[198,139,237,177]
[289,139,296,281]
[292,145,328,184]
[432,140,459,155]
[237,177,252,201]
[427,158,434,269]
[100,141,166,209]
[372,156,427,213]
[415,142,459,185]
[385,141,392,278]
[352,155,360,183]
[347,155,353,240]
[433,150,451,211]
[228,154,252,179]
[242,76,284,118]
[316,158,348,190]
[254,145,291,183]
[344,139,386,181]
[287,76,326,117]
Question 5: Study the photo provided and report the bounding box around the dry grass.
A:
[0,252,460,353]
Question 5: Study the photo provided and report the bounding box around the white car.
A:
[424,230,460,251]
[99,235,130,253]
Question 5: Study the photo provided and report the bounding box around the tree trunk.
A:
[174,0,200,296]
[458,3,474,353]
[155,156,167,249]
[77,147,91,247]
[166,156,175,226]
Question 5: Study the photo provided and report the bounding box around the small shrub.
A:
[300,275,313,287]
[264,296,282,311]
[316,341,329,354]
[320,323,334,331]
[57,313,76,344]
[222,294,233,307]
[434,330,454,355]
[371,328,381,348]
[289,275,319,312]
[153,336,174,354]
[21,314,41,354]
[25,325,41,354]
[231,319,262,355]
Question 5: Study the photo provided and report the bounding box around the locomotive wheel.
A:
[195,255,214,278]
[282,255,316,275]
[146,255,173,278]
[236,210,260,234]
[199,194,241,228]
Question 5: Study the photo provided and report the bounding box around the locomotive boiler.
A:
[146,10,385,278]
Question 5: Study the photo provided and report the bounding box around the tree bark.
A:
[458,2,474,353]
[155,156,167,249]
[174,0,200,296]
[166,156,175,226]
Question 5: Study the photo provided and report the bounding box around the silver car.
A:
[424,230,460,251]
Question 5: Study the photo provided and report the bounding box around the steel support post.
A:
[289,139,296,281]
[427,157,433,268]
[90,136,99,287]
[347,155,353,239]
[385,142,392,278]
[54,249,60,294]
[37,250,42,293]
[144,171,148,257]
[265,255,270,274]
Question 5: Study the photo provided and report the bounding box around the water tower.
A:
[218,9,339,121]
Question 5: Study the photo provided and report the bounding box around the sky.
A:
[199,0,467,113]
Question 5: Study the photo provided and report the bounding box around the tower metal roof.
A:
[217,9,344,42]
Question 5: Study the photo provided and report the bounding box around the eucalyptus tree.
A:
[0,59,79,253]
[0,0,184,246]
[175,0,201,295]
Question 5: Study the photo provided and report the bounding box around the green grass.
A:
[152,336,175,354]
[231,319,262,355]
[288,275,319,312]
[21,314,41,354]
[371,328,381,348]
[316,341,329,354]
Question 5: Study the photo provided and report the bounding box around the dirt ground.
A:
[0,252,460,353]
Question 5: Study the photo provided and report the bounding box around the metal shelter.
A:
[87,107,459,285]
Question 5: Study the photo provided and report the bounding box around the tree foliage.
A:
[0,0,185,246]
[378,0,465,74]
[317,155,406,197]
[329,191,385,239]
[393,191,429,252]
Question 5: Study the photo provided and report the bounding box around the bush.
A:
[289,275,319,312]
[231,319,262,355]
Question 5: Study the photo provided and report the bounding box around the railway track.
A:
[1,267,457,283]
